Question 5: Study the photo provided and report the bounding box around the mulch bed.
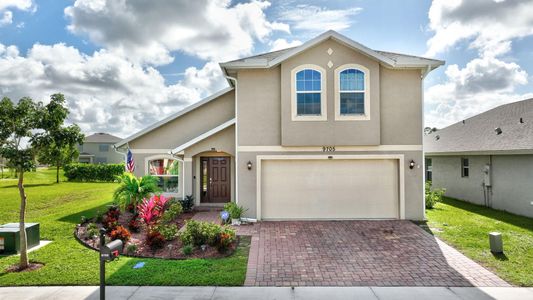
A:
[5,262,44,273]
[75,209,238,260]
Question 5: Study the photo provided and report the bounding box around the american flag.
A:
[126,149,135,173]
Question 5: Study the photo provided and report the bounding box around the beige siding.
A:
[183,125,235,158]
[380,68,423,145]
[279,39,381,146]
[129,90,235,149]
[237,68,281,146]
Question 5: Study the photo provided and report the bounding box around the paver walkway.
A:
[190,212,509,287]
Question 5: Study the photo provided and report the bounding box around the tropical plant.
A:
[125,243,138,255]
[0,94,78,270]
[85,223,99,240]
[181,244,193,255]
[156,223,179,241]
[425,181,446,209]
[113,173,160,212]
[217,226,236,252]
[146,230,165,250]
[128,215,141,233]
[138,195,169,226]
[224,202,246,219]
[109,225,131,243]
[179,194,195,212]
[179,220,232,247]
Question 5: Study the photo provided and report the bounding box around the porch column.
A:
[183,158,193,197]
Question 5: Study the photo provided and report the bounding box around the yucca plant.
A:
[113,173,160,213]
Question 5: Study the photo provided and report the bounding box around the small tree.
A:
[35,125,84,183]
[0,93,76,270]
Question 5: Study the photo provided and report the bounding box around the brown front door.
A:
[200,157,231,203]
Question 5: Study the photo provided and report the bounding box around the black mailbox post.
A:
[99,228,122,300]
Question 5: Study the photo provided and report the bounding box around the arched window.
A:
[335,64,370,120]
[291,65,327,121]
[147,157,180,193]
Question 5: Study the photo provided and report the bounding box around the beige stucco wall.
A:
[79,142,124,164]
[430,154,533,218]
[279,39,381,146]
[380,68,423,145]
[129,89,235,149]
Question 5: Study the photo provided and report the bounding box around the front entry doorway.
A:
[200,156,231,203]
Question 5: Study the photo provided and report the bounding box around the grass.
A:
[426,197,533,286]
[0,168,249,286]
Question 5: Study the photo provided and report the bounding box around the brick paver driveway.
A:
[240,220,509,287]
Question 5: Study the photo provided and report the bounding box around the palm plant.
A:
[113,173,160,213]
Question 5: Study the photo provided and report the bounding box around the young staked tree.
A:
[0,93,76,270]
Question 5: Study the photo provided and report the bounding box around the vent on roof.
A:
[462,120,465,124]
[495,127,502,135]
[435,135,440,141]
[520,117,524,124]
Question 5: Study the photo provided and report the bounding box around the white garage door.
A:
[261,159,399,219]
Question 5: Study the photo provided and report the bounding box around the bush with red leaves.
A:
[128,215,141,233]
[109,225,131,243]
[146,230,165,250]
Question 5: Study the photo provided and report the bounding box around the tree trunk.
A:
[56,164,60,183]
[18,169,29,269]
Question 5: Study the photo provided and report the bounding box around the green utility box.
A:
[0,223,40,255]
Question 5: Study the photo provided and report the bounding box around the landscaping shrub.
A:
[156,224,179,241]
[146,230,165,250]
[179,195,195,212]
[223,202,246,220]
[125,243,138,255]
[138,195,169,226]
[85,223,99,240]
[425,181,446,209]
[161,200,182,224]
[182,244,193,256]
[179,220,235,250]
[109,225,131,243]
[102,206,121,232]
[128,215,141,233]
[64,163,124,182]
[114,173,160,212]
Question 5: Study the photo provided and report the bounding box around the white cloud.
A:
[269,38,302,51]
[426,0,533,57]
[424,0,533,128]
[277,4,361,33]
[0,43,228,137]
[0,0,34,26]
[64,0,290,64]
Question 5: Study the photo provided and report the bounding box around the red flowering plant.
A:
[102,205,121,232]
[109,225,131,243]
[138,195,169,226]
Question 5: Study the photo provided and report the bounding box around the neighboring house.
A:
[79,133,123,164]
[425,99,533,218]
[115,30,444,221]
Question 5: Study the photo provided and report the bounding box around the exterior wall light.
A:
[247,161,253,170]
[409,160,415,169]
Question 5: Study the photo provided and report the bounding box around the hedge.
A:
[64,163,125,182]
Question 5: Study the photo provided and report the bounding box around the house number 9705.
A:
[322,146,335,152]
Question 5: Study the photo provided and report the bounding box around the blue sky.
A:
[0,0,532,136]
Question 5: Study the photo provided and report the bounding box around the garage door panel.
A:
[261,159,399,219]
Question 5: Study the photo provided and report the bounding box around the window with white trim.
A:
[334,64,370,120]
[148,158,180,193]
[291,65,326,121]
[461,158,469,177]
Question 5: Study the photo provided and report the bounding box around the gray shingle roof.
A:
[223,47,296,64]
[424,98,533,154]
[85,133,122,143]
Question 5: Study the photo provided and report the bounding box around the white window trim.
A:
[334,64,370,121]
[144,154,183,197]
[291,64,327,121]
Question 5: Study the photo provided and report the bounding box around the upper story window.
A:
[99,144,109,152]
[335,64,370,121]
[291,65,327,121]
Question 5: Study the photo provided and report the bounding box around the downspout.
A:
[421,65,431,220]
[113,144,128,170]
[225,75,239,205]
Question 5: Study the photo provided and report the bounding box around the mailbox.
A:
[100,240,123,261]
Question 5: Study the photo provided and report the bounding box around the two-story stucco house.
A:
[115,31,444,221]
[79,132,124,164]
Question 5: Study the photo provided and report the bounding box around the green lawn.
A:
[0,168,249,286]
[426,197,533,286]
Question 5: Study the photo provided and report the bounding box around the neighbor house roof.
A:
[424,98,533,155]
[220,30,444,82]
[114,87,234,148]
[85,133,122,143]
